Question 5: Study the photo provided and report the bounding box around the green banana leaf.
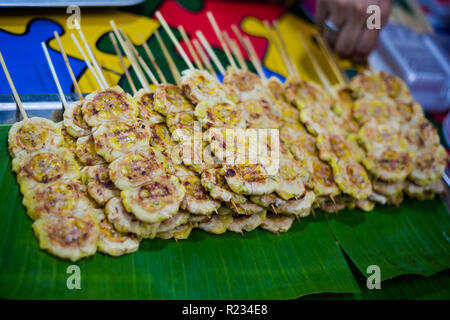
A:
[326,199,450,281]
[0,125,358,299]
[1,123,449,299]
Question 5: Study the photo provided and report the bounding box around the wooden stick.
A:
[273,21,300,80]
[196,30,225,74]
[192,38,215,76]
[263,20,293,78]
[41,42,68,110]
[71,33,105,90]
[154,29,181,85]
[76,27,109,88]
[298,33,331,90]
[223,31,247,71]
[206,11,237,68]
[243,36,266,80]
[119,28,159,85]
[109,32,137,94]
[54,31,83,100]
[137,32,167,84]
[313,31,347,85]
[0,51,28,119]
[177,25,203,70]
[155,11,195,70]
[110,20,150,90]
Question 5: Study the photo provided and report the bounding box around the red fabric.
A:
[157,0,284,61]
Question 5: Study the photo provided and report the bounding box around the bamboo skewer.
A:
[192,38,215,76]
[273,21,300,80]
[223,30,247,71]
[110,21,150,91]
[196,30,226,74]
[54,31,83,100]
[298,33,331,90]
[155,11,195,70]
[273,21,299,80]
[109,32,137,94]
[0,51,28,119]
[137,32,167,84]
[119,28,159,85]
[243,36,266,80]
[313,31,347,85]
[177,25,203,70]
[71,33,106,90]
[206,11,237,68]
[76,28,109,88]
[41,42,68,110]
[230,24,265,79]
[263,20,294,78]
[154,29,181,85]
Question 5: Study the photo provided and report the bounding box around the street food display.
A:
[3,16,448,262]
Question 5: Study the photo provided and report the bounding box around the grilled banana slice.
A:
[316,132,364,163]
[409,145,447,186]
[221,164,279,195]
[157,211,190,233]
[13,148,80,194]
[81,164,120,206]
[105,197,159,239]
[32,212,99,262]
[92,120,152,162]
[157,223,194,240]
[280,123,318,160]
[75,135,105,166]
[134,89,165,124]
[260,213,295,234]
[201,168,247,204]
[309,156,340,197]
[300,106,343,137]
[228,211,266,234]
[396,101,424,123]
[349,70,387,99]
[222,67,265,102]
[121,175,185,224]
[63,101,91,138]
[97,216,140,257]
[372,179,405,197]
[8,117,63,158]
[402,119,441,152]
[59,123,78,153]
[284,79,331,111]
[196,214,233,234]
[363,148,412,182]
[240,98,280,129]
[358,120,406,152]
[149,123,177,151]
[166,111,196,141]
[181,69,228,104]
[23,180,92,220]
[224,200,264,216]
[177,174,221,215]
[153,84,194,115]
[275,190,316,217]
[378,71,413,102]
[405,180,444,200]
[109,147,169,190]
[195,100,244,129]
[276,157,306,200]
[352,98,398,125]
[82,86,139,127]
[332,159,372,200]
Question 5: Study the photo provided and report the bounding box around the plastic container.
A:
[375,23,449,112]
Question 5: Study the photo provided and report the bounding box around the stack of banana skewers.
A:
[3,12,447,262]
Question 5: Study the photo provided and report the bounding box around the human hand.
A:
[315,0,392,64]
